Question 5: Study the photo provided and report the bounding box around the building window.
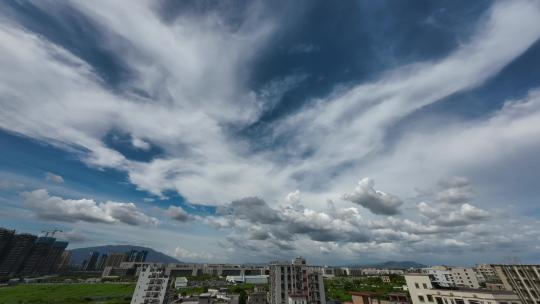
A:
[419,296,425,302]
[415,283,420,289]
[427,295,434,302]
[455,299,464,304]
[423,283,428,289]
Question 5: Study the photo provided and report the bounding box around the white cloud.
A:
[45,172,64,183]
[1,0,540,263]
[131,137,151,151]
[167,205,192,222]
[418,202,490,227]
[1,0,539,210]
[343,178,403,215]
[21,189,158,226]
[174,247,214,261]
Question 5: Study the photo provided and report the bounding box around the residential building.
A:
[321,267,335,278]
[0,228,15,260]
[248,289,267,304]
[450,267,481,289]
[288,295,308,304]
[269,257,326,304]
[19,236,56,276]
[131,264,175,304]
[474,265,499,283]
[423,266,480,289]
[405,274,520,304]
[349,268,364,277]
[350,291,409,304]
[175,277,188,289]
[0,233,37,277]
[491,264,540,304]
[36,240,68,274]
[422,268,454,288]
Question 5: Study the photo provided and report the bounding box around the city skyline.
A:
[1,1,540,265]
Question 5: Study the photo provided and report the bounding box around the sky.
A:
[1,0,540,266]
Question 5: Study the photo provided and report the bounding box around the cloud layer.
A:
[1,0,540,263]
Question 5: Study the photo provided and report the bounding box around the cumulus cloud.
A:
[285,190,300,205]
[416,178,490,228]
[436,177,473,205]
[167,205,193,222]
[225,197,282,224]
[22,189,158,226]
[343,178,403,215]
[174,247,214,261]
[131,137,151,151]
[418,202,490,227]
[45,172,64,183]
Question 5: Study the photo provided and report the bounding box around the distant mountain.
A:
[346,261,426,269]
[69,245,181,265]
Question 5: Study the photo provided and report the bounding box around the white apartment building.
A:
[423,268,454,288]
[132,264,174,304]
[405,274,521,304]
[450,267,481,289]
[269,257,326,304]
[474,265,498,283]
[423,266,480,289]
[491,265,540,304]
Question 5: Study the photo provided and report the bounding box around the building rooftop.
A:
[431,288,517,295]
[349,292,378,296]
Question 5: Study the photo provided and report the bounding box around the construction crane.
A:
[41,229,63,237]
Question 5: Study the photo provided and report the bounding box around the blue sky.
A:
[1,0,540,265]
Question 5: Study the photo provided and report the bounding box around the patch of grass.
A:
[325,275,407,302]
[0,283,135,304]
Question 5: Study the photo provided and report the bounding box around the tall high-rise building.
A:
[18,236,56,276]
[37,240,68,274]
[491,264,540,304]
[269,257,326,304]
[0,228,15,262]
[0,233,37,277]
[84,251,100,271]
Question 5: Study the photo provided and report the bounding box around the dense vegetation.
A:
[0,283,135,304]
[325,275,406,302]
